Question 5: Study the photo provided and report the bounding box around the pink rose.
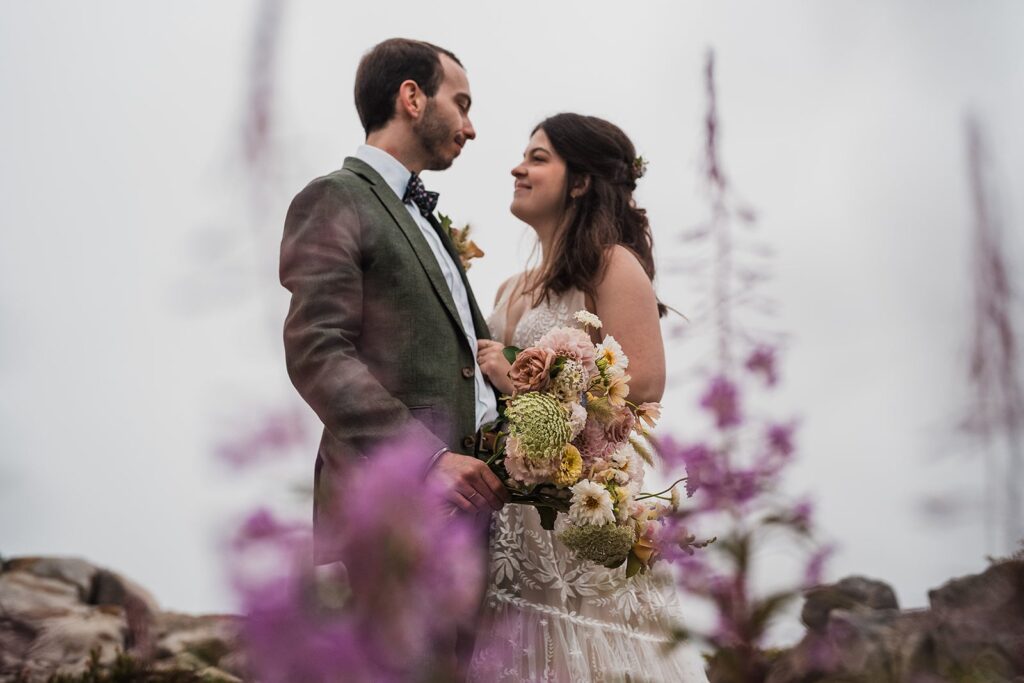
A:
[509,347,556,394]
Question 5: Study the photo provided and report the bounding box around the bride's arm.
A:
[592,245,666,404]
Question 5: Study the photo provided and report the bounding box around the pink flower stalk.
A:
[217,407,309,468]
[231,437,488,682]
[744,346,778,387]
[700,375,742,429]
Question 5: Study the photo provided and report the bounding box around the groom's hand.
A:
[477,340,515,395]
[429,452,510,514]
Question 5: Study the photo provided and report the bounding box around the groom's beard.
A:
[414,99,454,171]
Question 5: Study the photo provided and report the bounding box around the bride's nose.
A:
[511,163,526,178]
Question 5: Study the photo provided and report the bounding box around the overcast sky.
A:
[2,1,1023,628]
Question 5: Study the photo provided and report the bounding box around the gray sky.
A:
[2,1,1023,629]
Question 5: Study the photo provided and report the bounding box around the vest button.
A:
[462,366,474,379]
[462,435,476,450]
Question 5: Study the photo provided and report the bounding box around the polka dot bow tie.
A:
[402,173,439,218]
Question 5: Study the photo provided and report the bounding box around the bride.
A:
[469,113,707,681]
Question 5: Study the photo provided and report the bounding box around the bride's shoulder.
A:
[596,245,652,291]
[494,270,533,306]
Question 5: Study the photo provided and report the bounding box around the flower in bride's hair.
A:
[508,347,555,394]
[558,522,636,566]
[635,402,662,430]
[596,335,629,374]
[536,326,597,375]
[551,358,587,402]
[504,392,572,462]
[568,479,616,526]
[554,444,583,487]
[573,310,602,329]
[567,401,587,439]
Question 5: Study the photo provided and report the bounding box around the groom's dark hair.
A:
[355,38,463,136]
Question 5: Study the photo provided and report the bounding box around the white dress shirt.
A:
[354,144,499,432]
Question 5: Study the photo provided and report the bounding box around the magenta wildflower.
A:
[230,436,487,682]
[217,407,309,467]
[802,545,835,588]
[700,375,743,429]
[744,346,778,386]
[766,422,796,458]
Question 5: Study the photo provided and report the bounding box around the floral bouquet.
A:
[482,311,692,577]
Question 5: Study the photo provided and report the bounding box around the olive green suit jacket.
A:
[280,156,492,563]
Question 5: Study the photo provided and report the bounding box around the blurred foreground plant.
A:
[653,51,830,683]
[226,437,488,683]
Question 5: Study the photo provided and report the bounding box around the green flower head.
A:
[558,523,637,566]
[505,392,572,462]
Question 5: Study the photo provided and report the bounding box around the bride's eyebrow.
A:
[524,146,550,157]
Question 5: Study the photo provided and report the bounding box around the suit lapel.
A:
[344,158,464,337]
[426,214,492,340]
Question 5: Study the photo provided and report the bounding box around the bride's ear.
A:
[569,175,591,200]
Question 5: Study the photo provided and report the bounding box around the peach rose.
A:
[509,347,556,394]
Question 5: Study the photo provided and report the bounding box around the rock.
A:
[0,556,240,682]
[800,575,899,633]
[769,560,1024,683]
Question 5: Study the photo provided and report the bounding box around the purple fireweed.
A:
[700,375,743,429]
[745,346,778,387]
[216,406,309,468]
[229,436,487,682]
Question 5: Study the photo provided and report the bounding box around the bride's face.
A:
[510,128,568,227]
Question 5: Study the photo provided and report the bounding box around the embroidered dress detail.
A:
[468,273,708,682]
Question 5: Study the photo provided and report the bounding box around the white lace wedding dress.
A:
[467,277,708,682]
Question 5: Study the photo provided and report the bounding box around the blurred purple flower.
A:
[744,346,778,386]
[803,545,835,588]
[766,422,796,459]
[700,375,743,429]
[229,436,487,682]
[217,407,309,468]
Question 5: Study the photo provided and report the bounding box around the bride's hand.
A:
[477,339,515,396]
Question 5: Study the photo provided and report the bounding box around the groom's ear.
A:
[396,79,425,121]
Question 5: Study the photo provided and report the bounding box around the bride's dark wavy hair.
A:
[526,113,666,317]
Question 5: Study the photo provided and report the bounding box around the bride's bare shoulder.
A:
[596,245,652,293]
[494,269,537,306]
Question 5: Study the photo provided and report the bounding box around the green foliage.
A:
[17,649,215,683]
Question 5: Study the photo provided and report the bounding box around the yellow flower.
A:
[554,444,583,487]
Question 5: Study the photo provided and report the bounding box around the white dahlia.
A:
[568,480,616,526]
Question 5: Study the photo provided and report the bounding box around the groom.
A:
[280,38,509,566]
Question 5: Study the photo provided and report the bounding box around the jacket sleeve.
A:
[280,177,447,465]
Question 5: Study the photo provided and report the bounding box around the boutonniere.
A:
[438,213,485,270]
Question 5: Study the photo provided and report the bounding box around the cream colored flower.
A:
[573,310,603,329]
[568,480,616,526]
[670,486,681,511]
[606,373,631,407]
[596,335,629,373]
[567,401,587,439]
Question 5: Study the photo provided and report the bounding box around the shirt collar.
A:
[354,144,412,201]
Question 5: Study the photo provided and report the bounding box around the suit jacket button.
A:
[462,435,475,450]
[461,366,474,379]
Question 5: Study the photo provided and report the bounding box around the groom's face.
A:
[414,55,475,171]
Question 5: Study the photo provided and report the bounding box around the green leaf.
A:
[604,556,626,569]
[626,551,644,578]
[437,212,453,231]
[502,346,523,364]
[537,506,558,531]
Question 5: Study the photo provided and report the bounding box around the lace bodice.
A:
[469,273,707,682]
